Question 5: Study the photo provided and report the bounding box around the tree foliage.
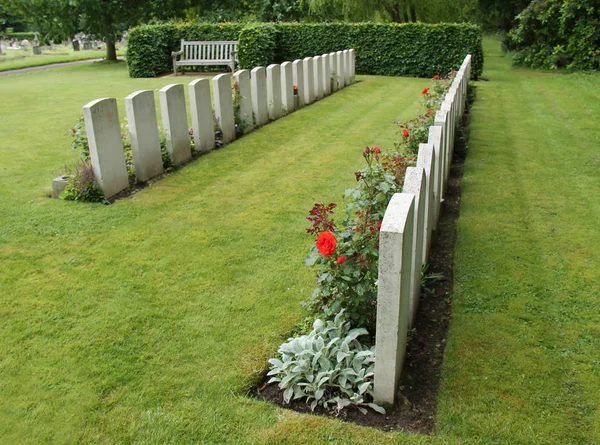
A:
[508,0,600,70]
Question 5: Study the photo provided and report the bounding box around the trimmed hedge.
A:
[3,32,36,40]
[126,22,245,78]
[127,22,483,79]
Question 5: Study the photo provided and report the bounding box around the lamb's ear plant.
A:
[267,311,385,415]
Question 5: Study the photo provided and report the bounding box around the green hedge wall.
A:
[127,22,483,79]
[126,23,245,78]
[3,32,36,40]
[237,24,279,69]
[274,23,483,78]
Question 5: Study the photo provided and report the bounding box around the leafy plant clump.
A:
[61,159,105,203]
[267,311,385,415]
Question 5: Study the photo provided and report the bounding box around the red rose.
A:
[434,74,440,80]
[316,231,336,256]
[374,146,381,153]
[337,256,346,264]
[422,87,429,95]
[375,154,379,161]
[293,84,299,91]
[377,220,382,230]
[403,129,409,138]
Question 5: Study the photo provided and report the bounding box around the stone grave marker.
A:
[280,61,294,114]
[159,84,191,166]
[189,78,216,152]
[292,59,305,109]
[267,64,283,120]
[251,67,269,127]
[233,70,254,132]
[213,73,236,144]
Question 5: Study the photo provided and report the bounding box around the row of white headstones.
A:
[373,54,472,406]
[77,49,356,199]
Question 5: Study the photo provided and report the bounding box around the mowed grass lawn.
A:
[1,40,599,444]
[0,62,431,444]
[0,47,119,72]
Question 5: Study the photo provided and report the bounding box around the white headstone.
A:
[336,51,344,89]
[292,59,305,108]
[373,193,415,406]
[280,61,294,114]
[159,84,191,167]
[189,78,216,153]
[416,143,436,262]
[267,64,283,120]
[321,54,331,96]
[330,52,338,92]
[124,90,163,182]
[313,56,323,100]
[428,125,444,223]
[434,110,450,183]
[349,48,356,83]
[213,73,236,144]
[82,98,129,198]
[402,167,426,328]
[343,50,351,85]
[303,57,315,105]
[251,66,269,127]
[233,70,254,133]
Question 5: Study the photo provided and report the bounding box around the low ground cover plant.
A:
[268,72,454,415]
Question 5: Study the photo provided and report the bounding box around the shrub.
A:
[61,159,105,203]
[126,21,483,79]
[304,147,414,333]
[237,23,279,69]
[507,0,600,70]
[267,311,385,415]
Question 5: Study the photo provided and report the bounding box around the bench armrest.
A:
[171,50,183,57]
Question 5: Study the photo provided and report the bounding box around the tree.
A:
[10,0,190,60]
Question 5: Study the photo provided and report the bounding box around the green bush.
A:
[507,0,600,70]
[126,21,483,79]
[4,32,36,40]
[237,23,279,69]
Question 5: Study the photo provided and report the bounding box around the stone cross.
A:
[189,78,216,153]
[124,90,164,182]
[82,98,129,198]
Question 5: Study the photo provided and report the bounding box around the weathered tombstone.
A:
[251,67,269,127]
[416,143,436,262]
[189,78,216,153]
[336,51,344,89]
[321,54,331,96]
[124,90,164,182]
[213,73,236,144]
[402,167,426,327]
[313,56,323,100]
[373,193,415,406]
[292,59,305,109]
[82,98,129,198]
[266,64,283,120]
[233,70,254,132]
[303,57,315,105]
[72,40,80,51]
[343,50,351,85]
[32,46,42,55]
[280,61,295,114]
[428,125,444,226]
[330,52,338,92]
[434,109,450,183]
[159,84,191,166]
[83,41,92,50]
[349,49,356,83]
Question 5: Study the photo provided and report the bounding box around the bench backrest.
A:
[180,40,238,61]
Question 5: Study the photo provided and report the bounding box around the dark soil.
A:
[256,92,473,434]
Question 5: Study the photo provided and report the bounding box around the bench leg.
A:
[172,57,177,77]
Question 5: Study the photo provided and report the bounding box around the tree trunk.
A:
[105,40,117,61]
[390,6,402,22]
[102,12,117,61]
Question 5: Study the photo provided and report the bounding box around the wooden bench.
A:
[171,40,238,76]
